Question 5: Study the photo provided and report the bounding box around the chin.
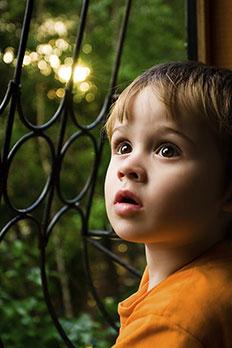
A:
[113,228,146,243]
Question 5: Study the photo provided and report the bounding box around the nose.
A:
[117,156,147,182]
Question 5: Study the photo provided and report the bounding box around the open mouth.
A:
[114,190,142,206]
[120,197,139,205]
[113,190,142,215]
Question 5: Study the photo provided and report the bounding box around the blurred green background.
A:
[0,0,186,347]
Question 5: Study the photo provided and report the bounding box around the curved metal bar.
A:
[0,215,23,243]
[45,205,70,243]
[17,93,66,131]
[1,92,19,203]
[0,81,16,115]
[70,93,112,131]
[0,214,40,243]
[46,204,85,243]
[3,132,55,213]
[57,130,98,205]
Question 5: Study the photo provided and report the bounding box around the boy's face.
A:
[104,86,227,248]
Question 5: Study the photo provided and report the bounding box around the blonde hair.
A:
[105,61,232,143]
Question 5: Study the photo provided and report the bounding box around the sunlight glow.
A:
[56,38,69,51]
[42,44,52,55]
[23,55,31,66]
[58,64,90,83]
[3,51,14,64]
[30,52,38,61]
[37,19,67,39]
[38,60,47,70]
[52,48,62,57]
[49,54,60,68]
[74,66,90,82]
[54,21,67,35]
[58,65,71,82]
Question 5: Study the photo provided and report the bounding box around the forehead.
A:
[112,85,220,149]
[114,85,203,129]
[110,85,168,130]
[126,86,169,124]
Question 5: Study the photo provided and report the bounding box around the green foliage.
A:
[0,238,115,348]
[58,314,115,348]
[0,0,186,346]
[0,238,57,347]
[118,0,186,85]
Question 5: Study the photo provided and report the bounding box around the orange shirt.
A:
[111,242,232,347]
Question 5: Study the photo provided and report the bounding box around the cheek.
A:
[104,163,118,227]
[152,165,205,212]
[161,165,219,216]
[104,161,114,204]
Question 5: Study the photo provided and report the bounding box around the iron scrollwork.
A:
[0,0,141,346]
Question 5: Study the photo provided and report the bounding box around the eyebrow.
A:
[111,125,128,136]
[112,125,195,146]
[161,127,196,146]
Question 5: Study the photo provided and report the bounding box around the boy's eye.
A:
[117,142,132,154]
[157,144,180,158]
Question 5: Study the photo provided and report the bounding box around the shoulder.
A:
[140,242,232,346]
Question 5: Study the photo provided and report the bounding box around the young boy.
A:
[104,61,232,347]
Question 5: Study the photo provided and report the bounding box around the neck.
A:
[145,239,220,292]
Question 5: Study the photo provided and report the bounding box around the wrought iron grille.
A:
[0,0,195,347]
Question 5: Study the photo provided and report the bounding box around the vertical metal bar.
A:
[186,0,198,61]
[109,0,132,94]
[13,0,35,85]
[68,0,90,91]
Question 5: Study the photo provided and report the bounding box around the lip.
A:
[113,190,143,216]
